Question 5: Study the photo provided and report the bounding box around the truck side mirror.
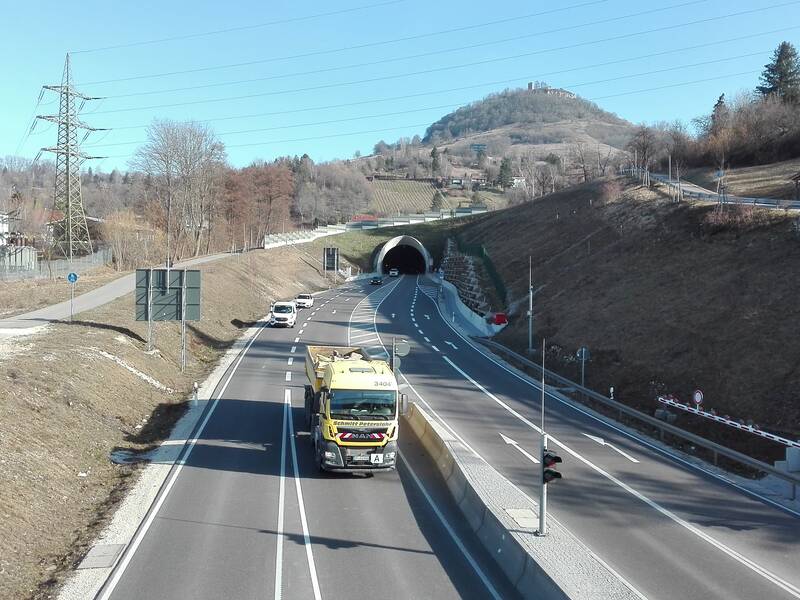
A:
[400,393,409,416]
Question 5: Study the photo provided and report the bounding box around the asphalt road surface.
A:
[97,281,518,600]
[371,275,800,600]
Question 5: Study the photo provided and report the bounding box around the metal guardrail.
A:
[476,338,800,497]
[621,168,800,210]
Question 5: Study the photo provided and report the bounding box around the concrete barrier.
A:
[402,403,642,600]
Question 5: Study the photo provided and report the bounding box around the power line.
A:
[84,51,769,150]
[96,68,764,162]
[90,2,800,115]
[79,0,613,85]
[70,0,405,54]
[99,0,712,100]
[97,25,800,133]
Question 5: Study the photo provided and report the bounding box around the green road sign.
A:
[135,269,201,322]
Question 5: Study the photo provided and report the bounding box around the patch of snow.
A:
[88,348,174,393]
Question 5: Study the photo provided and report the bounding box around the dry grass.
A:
[0,266,122,319]
[684,158,800,200]
[0,246,328,600]
[459,177,800,457]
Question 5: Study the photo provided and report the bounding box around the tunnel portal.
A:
[374,235,431,275]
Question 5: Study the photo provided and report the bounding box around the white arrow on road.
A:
[444,341,458,350]
[582,433,639,463]
[499,433,539,463]
[391,313,395,318]
[424,314,430,319]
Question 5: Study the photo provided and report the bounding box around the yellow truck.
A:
[304,345,407,472]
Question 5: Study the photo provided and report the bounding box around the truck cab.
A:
[305,346,407,472]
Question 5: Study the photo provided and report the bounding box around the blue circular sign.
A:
[67,272,78,283]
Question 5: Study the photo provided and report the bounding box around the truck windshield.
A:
[329,390,396,420]
[274,305,293,314]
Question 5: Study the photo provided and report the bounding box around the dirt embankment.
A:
[458,177,800,460]
[0,246,327,600]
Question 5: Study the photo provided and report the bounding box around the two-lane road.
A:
[97,281,516,600]
[372,275,800,600]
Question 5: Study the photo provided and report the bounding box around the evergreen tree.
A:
[430,146,441,174]
[710,94,730,136]
[498,157,513,188]
[757,41,800,104]
[431,190,445,211]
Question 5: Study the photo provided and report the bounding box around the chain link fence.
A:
[0,247,112,281]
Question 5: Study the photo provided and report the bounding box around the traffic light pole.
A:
[538,338,547,536]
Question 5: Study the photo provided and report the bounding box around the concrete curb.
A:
[57,316,272,600]
[402,403,643,600]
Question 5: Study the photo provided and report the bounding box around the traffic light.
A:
[542,450,562,484]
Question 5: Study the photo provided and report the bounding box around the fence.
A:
[620,168,800,210]
[476,338,800,499]
[0,247,112,281]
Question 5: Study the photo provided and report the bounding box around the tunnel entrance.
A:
[382,244,426,274]
[374,235,431,274]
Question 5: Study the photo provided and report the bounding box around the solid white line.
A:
[415,275,800,519]
[400,453,503,600]
[285,371,292,382]
[287,357,294,366]
[443,356,800,599]
[97,321,266,600]
[290,346,297,354]
[286,389,323,600]
[274,392,289,600]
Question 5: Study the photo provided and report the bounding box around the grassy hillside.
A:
[684,158,800,200]
[457,178,800,458]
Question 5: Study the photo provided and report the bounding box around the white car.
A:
[270,301,298,328]
[389,268,399,277]
[295,293,314,309]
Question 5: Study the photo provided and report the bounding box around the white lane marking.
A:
[275,392,289,600]
[443,356,800,599]
[298,329,304,335]
[444,341,458,350]
[287,357,294,366]
[294,337,300,343]
[424,337,430,343]
[332,310,336,314]
[391,313,396,318]
[417,329,424,335]
[583,433,640,463]
[499,432,539,463]
[424,314,430,319]
[345,298,351,302]
[97,322,267,600]
[431,345,440,352]
[416,273,800,519]
[291,346,297,354]
[400,453,503,600]
[285,371,292,382]
[286,389,323,600]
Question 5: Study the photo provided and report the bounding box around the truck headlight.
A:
[324,451,336,460]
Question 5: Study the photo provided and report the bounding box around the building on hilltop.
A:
[527,81,576,99]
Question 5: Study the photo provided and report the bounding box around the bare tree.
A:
[569,141,593,182]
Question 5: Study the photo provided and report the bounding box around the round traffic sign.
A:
[395,340,411,357]
[67,272,78,284]
[692,389,704,405]
[576,346,590,361]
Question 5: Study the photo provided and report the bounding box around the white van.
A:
[269,301,298,328]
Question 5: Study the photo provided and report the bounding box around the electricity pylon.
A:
[36,54,105,259]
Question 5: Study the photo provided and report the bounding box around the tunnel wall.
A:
[374,235,432,274]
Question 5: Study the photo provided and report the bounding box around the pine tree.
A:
[430,146,441,174]
[710,94,729,136]
[499,157,513,188]
[430,190,444,211]
[757,42,800,104]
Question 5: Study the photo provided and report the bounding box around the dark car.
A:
[370,276,383,285]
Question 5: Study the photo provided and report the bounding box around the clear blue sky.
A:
[1,0,798,171]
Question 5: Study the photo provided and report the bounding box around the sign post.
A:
[67,272,78,322]
[577,346,590,389]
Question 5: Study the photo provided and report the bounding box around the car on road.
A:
[295,293,314,309]
[389,268,399,277]
[370,276,383,285]
[269,301,298,327]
